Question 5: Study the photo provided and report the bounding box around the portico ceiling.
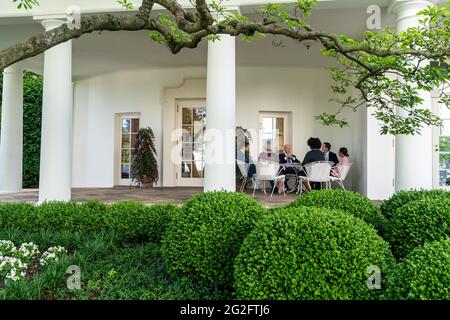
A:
[0,2,398,79]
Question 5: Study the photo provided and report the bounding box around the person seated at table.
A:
[279,144,301,191]
[332,147,350,177]
[258,141,279,163]
[322,142,339,165]
[300,137,325,191]
[302,137,324,166]
[237,142,256,178]
[279,144,301,165]
[258,141,285,194]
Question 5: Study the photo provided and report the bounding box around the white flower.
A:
[39,246,67,267]
[0,240,17,256]
[18,242,40,261]
[1,241,68,283]
[0,254,28,282]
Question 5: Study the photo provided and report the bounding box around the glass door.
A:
[259,112,291,155]
[119,116,140,185]
[176,99,206,187]
[433,95,450,189]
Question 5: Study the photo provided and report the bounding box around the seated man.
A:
[279,144,301,191]
[322,142,339,166]
[279,144,301,165]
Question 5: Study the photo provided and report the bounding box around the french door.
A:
[119,115,140,186]
[433,92,450,189]
[258,112,291,154]
[176,99,206,187]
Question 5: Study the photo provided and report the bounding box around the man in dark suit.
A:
[279,144,301,165]
[322,142,339,165]
[279,144,301,192]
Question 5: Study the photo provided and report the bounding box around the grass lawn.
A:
[0,229,228,300]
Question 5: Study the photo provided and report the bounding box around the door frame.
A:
[432,88,450,190]
[175,98,207,187]
[258,111,292,155]
[114,112,141,186]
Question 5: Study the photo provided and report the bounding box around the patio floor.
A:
[0,187,298,208]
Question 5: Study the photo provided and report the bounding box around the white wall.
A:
[72,66,366,193]
[236,67,365,192]
[72,67,206,187]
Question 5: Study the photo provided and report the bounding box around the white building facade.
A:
[0,0,448,202]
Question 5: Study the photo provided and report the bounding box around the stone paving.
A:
[0,187,299,208]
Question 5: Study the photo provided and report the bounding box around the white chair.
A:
[298,161,333,195]
[253,161,285,198]
[236,160,250,192]
[330,163,352,190]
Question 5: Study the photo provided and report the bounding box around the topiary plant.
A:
[289,189,386,233]
[234,206,394,300]
[161,192,266,287]
[131,127,159,186]
[381,189,450,220]
[385,238,450,300]
[384,197,450,259]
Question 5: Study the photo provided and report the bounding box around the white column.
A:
[0,64,23,193]
[38,19,73,203]
[390,0,437,191]
[204,34,236,192]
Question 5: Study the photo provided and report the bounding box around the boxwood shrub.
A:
[381,189,450,220]
[161,192,266,287]
[104,201,154,241]
[385,197,450,259]
[0,200,179,243]
[234,206,394,300]
[144,204,180,242]
[0,202,37,232]
[104,201,179,242]
[289,189,386,233]
[35,201,81,231]
[73,200,109,233]
[385,238,450,300]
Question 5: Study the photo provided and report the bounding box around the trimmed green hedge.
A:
[0,200,179,243]
[234,206,394,300]
[381,189,450,220]
[161,192,266,287]
[0,71,43,188]
[384,197,450,259]
[289,189,386,233]
[385,238,450,300]
[104,201,177,242]
[0,202,36,231]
